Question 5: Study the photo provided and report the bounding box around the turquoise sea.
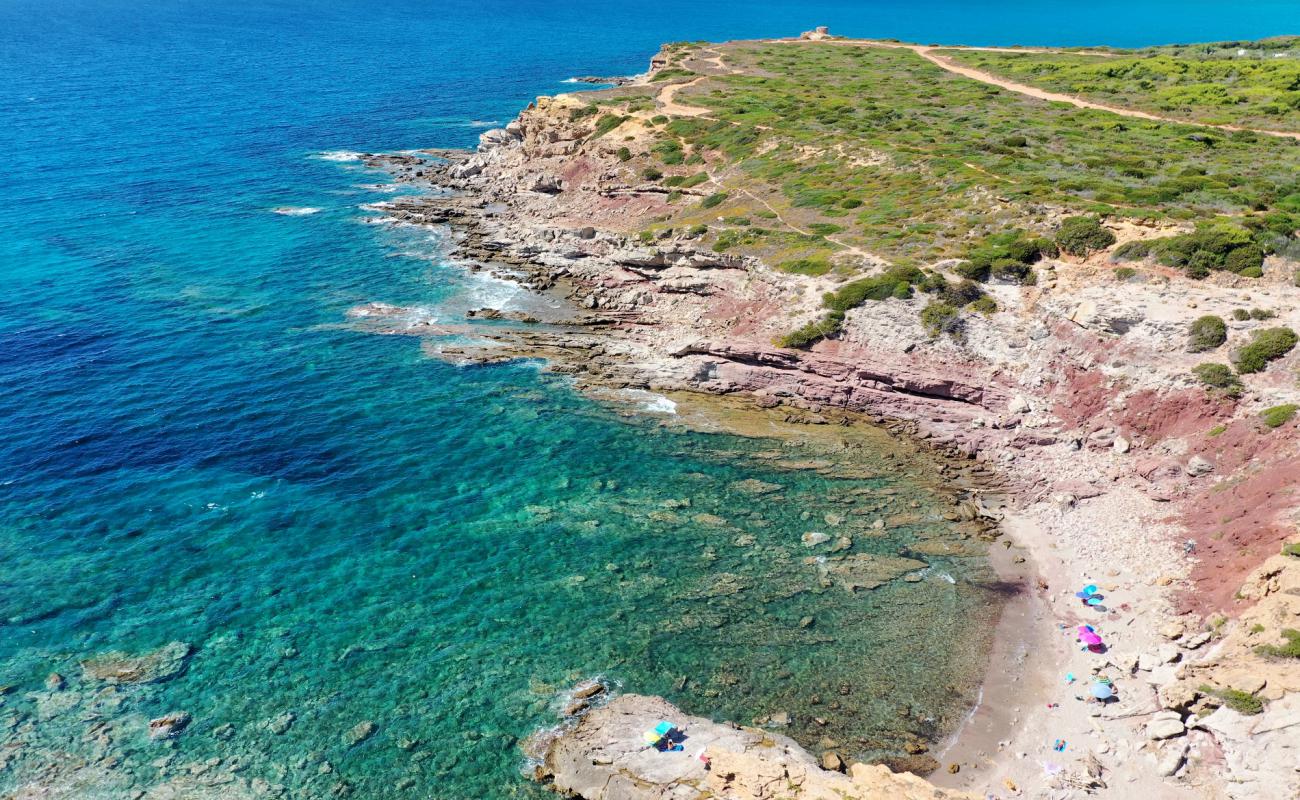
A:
[1,1,1291,797]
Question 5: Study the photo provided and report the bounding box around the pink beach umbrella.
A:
[1081,632,1103,646]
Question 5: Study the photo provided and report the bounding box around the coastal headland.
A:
[353,29,1300,799]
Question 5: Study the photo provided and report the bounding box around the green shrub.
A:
[616,146,633,162]
[940,279,986,308]
[650,114,668,125]
[654,139,684,165]
[1283,543,1300,558]
[1001,134,1028,147]
[1114,266,1137,280]
[721,216,751,226]
[688,224,708,236]
[1188,315,1227,353]
[1250,308,1276,321]
[1233,327,1298,374]
[777,311,844,348]
[808,222,844,235]
[641,167,663,181]
[1056,216,1116,256]
[968,295,998,315]
[1225,244,1265,274]
[1192,363,1243,397]
[1007,236,1057,263]
[839,197,862,209]
[779,257,832,276]
[1294,267,1300,288]
[666,190,682,203]
[1200,685,1265,715]
[920,302,961,339]
[823,266,925,311]
[1111,240,1151,262]
[991,258,1035,284]
[1238,266,1264,278]
[1261,404,1298,428]
[1231,308,1251,321]
[700,192,727,209]
[1253,628,1300,659]
[954,260,990,281]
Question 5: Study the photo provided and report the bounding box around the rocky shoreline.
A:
[341,35,1300,797]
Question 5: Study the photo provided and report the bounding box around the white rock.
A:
[1156,739,1188,776]
[1114,436,1131,454]
[801,532,830,547]
[1147,717,1186,740]
[1185,456,1214,476]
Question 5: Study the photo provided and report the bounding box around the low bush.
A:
[1002,134,1028,147]
[1056,216,1116,256]
[1283,543,1300,558]
[1200,685,1264,715]
[920,302,961,339]
[616,146,633,162]
[1261,404,1298,428]
[823,266,925,311]
[1253,628,1300,659]
[1250,308,1277,320]
[968,295,998,315]
[777,311,844,348]
[779,257,832,276]
[1111,240,1151,262]
[700,192,727,209]
[1231,308,1251,321]
[1151,223,1265,278]
[1233,327,1298,374]
[1191,363,1243,397]
[1187,315,1227,353]
[641,167,663,181]
[687,223,708,236]
[1113,266,1137,280]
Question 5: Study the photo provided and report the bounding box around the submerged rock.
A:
[149,711,192,739]
[81,641,193,685]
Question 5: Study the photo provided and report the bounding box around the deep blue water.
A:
[1,1,1294,797]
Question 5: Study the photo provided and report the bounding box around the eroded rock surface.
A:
[535,694,974,800]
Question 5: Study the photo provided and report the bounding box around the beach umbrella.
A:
[654,721,675,737]
[1081,632,1103,646]
[1084,584,1098,596]
[643,730,663,746]
[1090,682,1114,700]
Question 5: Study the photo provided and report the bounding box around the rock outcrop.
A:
[535,694,974,800]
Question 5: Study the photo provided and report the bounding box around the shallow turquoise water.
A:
[0,0,1288,796]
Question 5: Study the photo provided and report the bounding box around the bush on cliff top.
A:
[1187,315,1227,353]
[1055,216,1116,256]
[1232,327,1298,374]
[920,301,962,340]
[779,257,833,277]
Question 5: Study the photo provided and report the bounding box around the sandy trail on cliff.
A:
[814,40,1300,141]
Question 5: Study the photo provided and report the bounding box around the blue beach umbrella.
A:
[1090,682,1114,700]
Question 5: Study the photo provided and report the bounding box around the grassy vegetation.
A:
[1261,403,1298,428]
[588,114,627,140]
[1055,216,1116,255]
[944,40,1300,133]
[779,256,833,276]
[648,41,1300,265]
[1253,628,1300,659]
[1200,684,1265,715]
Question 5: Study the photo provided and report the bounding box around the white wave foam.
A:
[271,206,321,216]
[315,150,363,162]
[468,119,500,128]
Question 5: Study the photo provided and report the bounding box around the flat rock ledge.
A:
[535,694,974,800]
